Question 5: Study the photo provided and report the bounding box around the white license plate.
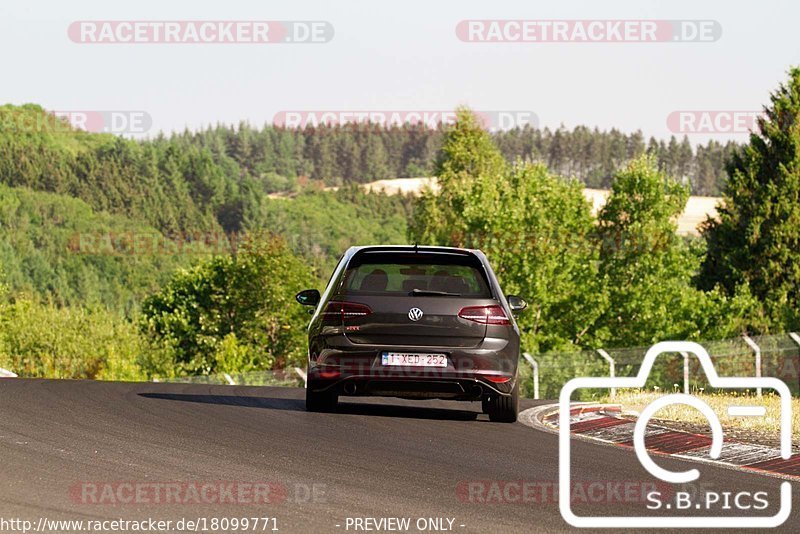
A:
[381,352,447,367]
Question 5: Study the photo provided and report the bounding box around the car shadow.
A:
[138,392,481,421]
[139,392,306,412]
[336,400,480,421]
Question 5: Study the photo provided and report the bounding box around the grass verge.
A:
[597,389,799,449]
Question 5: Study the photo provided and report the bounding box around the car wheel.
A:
[306,387,339,412]
[485,381,518,423]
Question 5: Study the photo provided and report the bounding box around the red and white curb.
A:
[519,403,800,481]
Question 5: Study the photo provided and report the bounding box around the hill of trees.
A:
[1,67,798,384]
[178,121,737,195]
[1,104,735,258]
[0,183,186,313]
[0,105,413,310]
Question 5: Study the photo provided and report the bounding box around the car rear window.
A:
[341,251,492,297]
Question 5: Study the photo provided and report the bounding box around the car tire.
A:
[306,387,338,412]
[485,381,518,423]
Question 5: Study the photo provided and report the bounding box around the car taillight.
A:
[321,301,372,325]
[319,370,340,379]
[485,375,512,383]
[458,305,510,325]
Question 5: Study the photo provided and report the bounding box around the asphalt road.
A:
[0,379,797,533]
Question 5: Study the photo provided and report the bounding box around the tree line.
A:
[1,67,798,382]
[0,104,736,251]
[180,121,737,195]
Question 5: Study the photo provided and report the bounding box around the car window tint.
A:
[342,253,492,297]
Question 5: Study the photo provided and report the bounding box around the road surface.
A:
[0,379,796,533]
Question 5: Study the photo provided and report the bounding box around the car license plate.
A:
[381,352,447,367]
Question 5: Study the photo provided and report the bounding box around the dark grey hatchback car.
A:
[295,245,526,422]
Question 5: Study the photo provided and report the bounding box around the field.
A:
[353,178,721,236]
[602,390,800,449]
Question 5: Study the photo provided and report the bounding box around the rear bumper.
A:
[307,338,518,400]
[309,373,515,400]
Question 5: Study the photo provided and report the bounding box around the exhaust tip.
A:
[469,384,483,399]
[343,382,357,395]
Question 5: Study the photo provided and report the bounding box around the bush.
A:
[0,296,145,380]
[139,233,316,377]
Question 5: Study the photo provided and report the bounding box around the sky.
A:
[1,0,799,143]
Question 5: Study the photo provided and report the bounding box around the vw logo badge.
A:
[408,307,424,321]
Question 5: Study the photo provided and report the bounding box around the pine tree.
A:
[699,67,800,329]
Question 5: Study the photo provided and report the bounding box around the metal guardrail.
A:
[679,352,689,394]
[522,353,539,399]
[742,335,762,397]
[294,367,307,387]
[596,349,616,399]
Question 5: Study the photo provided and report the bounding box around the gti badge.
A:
[408,307,423,321]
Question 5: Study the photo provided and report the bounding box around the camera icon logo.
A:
[559,341,792,528]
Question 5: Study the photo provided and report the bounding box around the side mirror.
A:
[507,295,527,313]
[295,289,321,306]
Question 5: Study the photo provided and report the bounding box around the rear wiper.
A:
[409,289,461,297]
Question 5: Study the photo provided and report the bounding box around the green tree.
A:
[481,163,604,352]
[596,156,693,345]
[409,108,507,247]
[139,234,316,377]
[410,109,603,352]
[699,67,800,329]
[596,156,759,346]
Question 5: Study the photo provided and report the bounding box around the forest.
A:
[0,66,797,384]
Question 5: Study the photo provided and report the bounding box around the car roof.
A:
[346,245,481,255]
[342,246,490,270]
